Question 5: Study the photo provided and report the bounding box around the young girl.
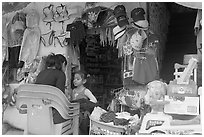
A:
[72,70,97,103]
[72,70,97,135]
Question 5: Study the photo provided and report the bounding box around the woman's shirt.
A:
[35,68,66,93]
[35,68,67,124]
[72,88,97,103]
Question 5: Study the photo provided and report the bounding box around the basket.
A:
[89,117,127,135]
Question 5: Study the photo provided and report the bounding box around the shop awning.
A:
[176,2,202,9]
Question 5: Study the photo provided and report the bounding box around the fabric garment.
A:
[72,88,88,101]
[35,68,66,124]
[72,88,97,103]
[35,69,66,93]
[18,27,41,65]
[132,54,158,84]
[71,98,98,113]
[8,46,21,68]
[19,9,41,66]
[6,22,25,48]
[113,118,129,126]
[40,30,55,47]
[66,21,86,46]
[100,111,116,123]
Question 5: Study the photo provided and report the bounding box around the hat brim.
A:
[114,26,126,40]
[132,20,149,30]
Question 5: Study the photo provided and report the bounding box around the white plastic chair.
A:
[15,84,80,135]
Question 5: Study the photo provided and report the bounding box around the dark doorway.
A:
[160,3,198,83]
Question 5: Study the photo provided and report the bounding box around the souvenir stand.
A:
[2,2,202,135]
[89,5,160,135]
[88,4,202,135]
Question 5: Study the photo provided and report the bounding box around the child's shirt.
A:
[72,88,97,103]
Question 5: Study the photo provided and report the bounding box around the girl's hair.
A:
[74,70,89,80]
[45,53,56,68]
[55,54,67,70]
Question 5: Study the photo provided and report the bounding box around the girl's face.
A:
[73,73,84,87]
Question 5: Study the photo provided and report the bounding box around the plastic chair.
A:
[173,63,197,84]
[15,84,80,135]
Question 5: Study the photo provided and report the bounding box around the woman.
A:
[35,53,68,124]
[2,54,68,133]
[35,53,66,93]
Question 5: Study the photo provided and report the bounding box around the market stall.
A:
[89,58,202,135]
[2,2,202,135]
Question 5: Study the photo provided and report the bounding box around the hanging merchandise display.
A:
[82,6,102,28]
[118,7,159,85]
[82,2,117,29]
[16,9,41,83]
[53,4,70,33]
[131,8,148,30]
[53,4,69,22]
[96,8,117,28]
[42,4,55,30]
[40,30,70,47]
[113,25,126,40]
[18,9,41,67]
[130,30,147,50]
[40,30,56,47]
[113,5,129,28]
[66,20,86,46]
[6,12,26,69]
[99,27,115,47]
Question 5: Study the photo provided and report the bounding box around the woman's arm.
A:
[84,89,97,103]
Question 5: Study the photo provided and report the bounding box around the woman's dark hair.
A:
[55,54,67,70]
[45,53,67,71]
[45,53,56,68]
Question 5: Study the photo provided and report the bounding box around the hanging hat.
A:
[131,8,145,22]
[114,5,127,18]
[113,25,126,40]
[117,15,129,28]
[132,20,149,30]
[131,8,148,30]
